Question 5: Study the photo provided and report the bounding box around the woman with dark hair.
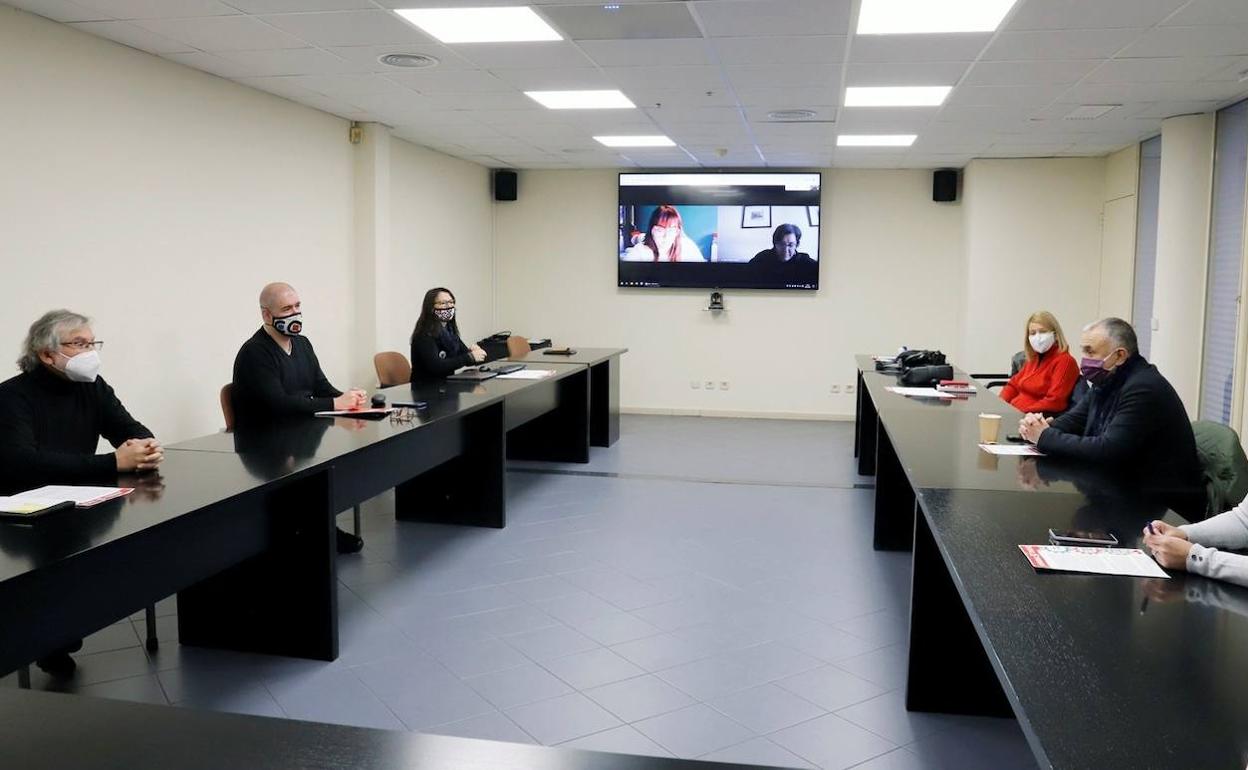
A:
[409,288,486,385]
[621,205,705,262]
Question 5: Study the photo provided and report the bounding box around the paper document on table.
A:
[1019,545,1168,578]
[885,387,957,399]
[0,496,71,514]
[498,369,556,380]
[979,443,1043,456]
[11,485,133,508]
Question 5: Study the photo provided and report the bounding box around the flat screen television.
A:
[618,172,821,290]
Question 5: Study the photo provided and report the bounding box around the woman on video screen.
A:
[621,205,705,262]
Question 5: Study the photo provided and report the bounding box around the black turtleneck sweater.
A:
[0,366,153,495]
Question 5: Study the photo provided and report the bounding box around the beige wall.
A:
[0,7,494,443]
[960,158,1109,374]
[495,169,966,419]
[1152,113,1216,417]
[1099,145,1140,320]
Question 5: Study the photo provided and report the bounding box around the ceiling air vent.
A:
[379,53,440,69]
[766,109,819,122]
[1063,105,1119,120]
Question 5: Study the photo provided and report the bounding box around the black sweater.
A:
[0,366,153,495]
[1037,355,1205,517]
[232,329,341,425]
[410,328,473,385]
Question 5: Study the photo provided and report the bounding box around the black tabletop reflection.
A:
[508,346,629,367]
[917,486,1248,770]
[0,449,311,584]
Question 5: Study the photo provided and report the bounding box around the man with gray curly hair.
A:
[0,309,162,676]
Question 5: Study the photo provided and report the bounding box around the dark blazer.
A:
[1037,355,1205,518]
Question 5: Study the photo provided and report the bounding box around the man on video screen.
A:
[749,223,816,269]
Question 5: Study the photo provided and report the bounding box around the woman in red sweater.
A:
[999,310,1081,414]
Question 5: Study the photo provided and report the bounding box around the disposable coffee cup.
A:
[978,413,1002,444]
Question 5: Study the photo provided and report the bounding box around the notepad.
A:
[498,369,556,380]
[885,386,957,399]
[979,443,1043,456]
[9,485,133,508]
[0,496,72,515]
[1019,544,1168,578]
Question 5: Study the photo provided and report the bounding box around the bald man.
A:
[231,282,367,552]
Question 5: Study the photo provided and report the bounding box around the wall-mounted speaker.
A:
[933,169,959,202]
[494,170,517,202]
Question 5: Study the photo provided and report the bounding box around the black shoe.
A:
[36,651,77,677]
[336,527,363,554]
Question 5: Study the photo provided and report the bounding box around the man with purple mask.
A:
[1018,317,1205,520]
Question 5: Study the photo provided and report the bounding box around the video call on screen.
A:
[618,172,822,291]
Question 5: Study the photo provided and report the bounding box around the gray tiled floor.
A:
[3,416,1038,769]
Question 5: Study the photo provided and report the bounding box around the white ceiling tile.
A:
[577,38,714,67]
[67,20,194,53]
[1165,0,1248,26]
[470,108,576,127]
[285,92,366,118]
[961,60,1101,86]
[732,87,841,111]
[283,72,414,99]
[622,87,739,108]
[850,33,990,63]
[134,16,308,50]
[691,0,851,38]
[257,11,430,47]
[1130,100,1228,119]
[4,0,109,21]
[161,50,255,78]
[74,0,237,19]
[944,83,1070,107]
[541,3,701,41]
[712,36,845,65]
[213,47,367,77]
[324,43,476,72]
[1007,0,1188,31]
[384,69,515,94]
[833,109,934,132]
[235,74,325,100]
[845,61,970,87]
[421,91,538,110]
[982,29,1144,61]
[1120,25,1248,58]
[1085,56,1244,84]
[451,42,593,70]
[725,64,841,90]
[644,105,743,124]
[227,0,373,11]
[603,65,727,91]
[487,67,613,91]
[1064,80,1248,103]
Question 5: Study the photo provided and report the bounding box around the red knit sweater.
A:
[999,350,1080,413]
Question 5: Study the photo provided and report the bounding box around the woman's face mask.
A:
[434,307,455,323]
[1029,331,1056,355]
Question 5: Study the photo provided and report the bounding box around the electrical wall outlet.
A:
[830,384,841,394]
[719,381,729,390]
[690,381,700,389]
[846,383,856,395]
[704,380,715,390]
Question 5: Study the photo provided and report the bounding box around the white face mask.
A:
[1029,331,1056,355]
[59,350,101,383]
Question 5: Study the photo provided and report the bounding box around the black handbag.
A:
[899,364,953,387]
[897,350,946,369]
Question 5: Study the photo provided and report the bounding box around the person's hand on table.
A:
[116,438,163,472]
[333,389,368,411]
[469,345,487,363]
[1144,528,1193,571]
[1018,413,1052,444]
[1143,520,1188,541]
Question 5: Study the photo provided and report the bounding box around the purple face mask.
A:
[1080,355,1114,386]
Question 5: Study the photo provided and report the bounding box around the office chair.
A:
[506,335,531,359]
[222,382,361,537]
[970,351,1027,390]
[373,351,411,388]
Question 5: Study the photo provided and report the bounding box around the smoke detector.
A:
[378,53,439,69]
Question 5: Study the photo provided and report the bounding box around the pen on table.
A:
[1147,522,1157,535]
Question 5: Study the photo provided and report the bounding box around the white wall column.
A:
[1151,113,1215,417]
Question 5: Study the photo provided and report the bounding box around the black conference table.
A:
[854,355,1248,770]
[0,686,766,769]
[507,346,627,448]
[0,362,592,677]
